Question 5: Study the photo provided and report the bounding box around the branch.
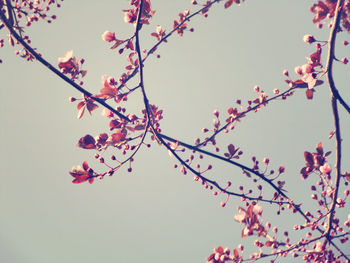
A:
[157,132,285,204]
[196,86,297,148]
[158,133,311,217]
[325,0,350,115]
[0,9,131,122]
[325,0,344,239]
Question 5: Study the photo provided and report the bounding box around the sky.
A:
[1,1,350,263]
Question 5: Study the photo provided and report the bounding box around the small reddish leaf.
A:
[228,144,235,155]
[100,87,118,98]
[300,167,308,176]
[110,39,125,50]
[82,161,89,170]
[314,79,324,87]
[96,133,108,145]
[265,241,273,247]
[109,119,121,130]
[77,101,85,110]
[107,129,127,145]
[316,142,323,155]
[304,151,314,166]
[233,248,239,259]
[134,124,146,131]
[126,126,135,132]
[127,39,134,50]
[77,134,96,149]
[306,89,314,100]
[325,151,332,157]
[224,0,234,8]
[86,102,99,114]
[77,106,85,119]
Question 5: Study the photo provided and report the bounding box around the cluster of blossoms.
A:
[300,142,332,180]
[284,40,324,100]
[2,0,350,262]
[123,0,155,25]
[310,0,350,31]
[0,0,63,62]
[58,50,87,83]
[206,246,242,263]
[234,204,266,238]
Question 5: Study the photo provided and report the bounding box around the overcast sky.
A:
[1,1,350,263]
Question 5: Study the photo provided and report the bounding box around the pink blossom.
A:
[101,31,116,42]
[320,163,332,175]
[294,66,303,75]
[301,64,314,74]
[314,242,325,253]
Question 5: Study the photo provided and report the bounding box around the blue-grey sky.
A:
[1,1,350,263]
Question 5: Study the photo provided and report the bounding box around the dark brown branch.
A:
[325,0,350,115]
[158,133,312,218]
[325,0,344,238]
[322,1,349,261]
[0,9,130,122]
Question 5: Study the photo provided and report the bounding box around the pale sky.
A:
[1,1,350,263]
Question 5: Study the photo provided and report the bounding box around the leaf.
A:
[233,248,239,259]
[224,0,234,8]
[110,39,125,50]
[77,101,85,110]
[314,79,324,88]
[325,151,332,157]
[306,89,314,100]
[304,151,314,166]
[82,161,89,170]
[316,142,323,155]
[86,101,99,114]
[109,119,121,130]
[134,124,146,131]
[77,134,96,149]
[300,167,308,176]
[228,144,235,155]
[100,86,118,98]
[77,106,85,119]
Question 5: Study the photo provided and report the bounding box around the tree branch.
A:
[0,9,130,122]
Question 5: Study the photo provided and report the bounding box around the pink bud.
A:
[341,57,348,64]
[101,31,116,42]
[278,166,285,174]
[283,70,289,76]
[294,66,303,75]
[303,34,316,44]
[213,109,219,118]
[343,40,349,46]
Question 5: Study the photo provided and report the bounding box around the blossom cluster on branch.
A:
[1,0,350,262]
